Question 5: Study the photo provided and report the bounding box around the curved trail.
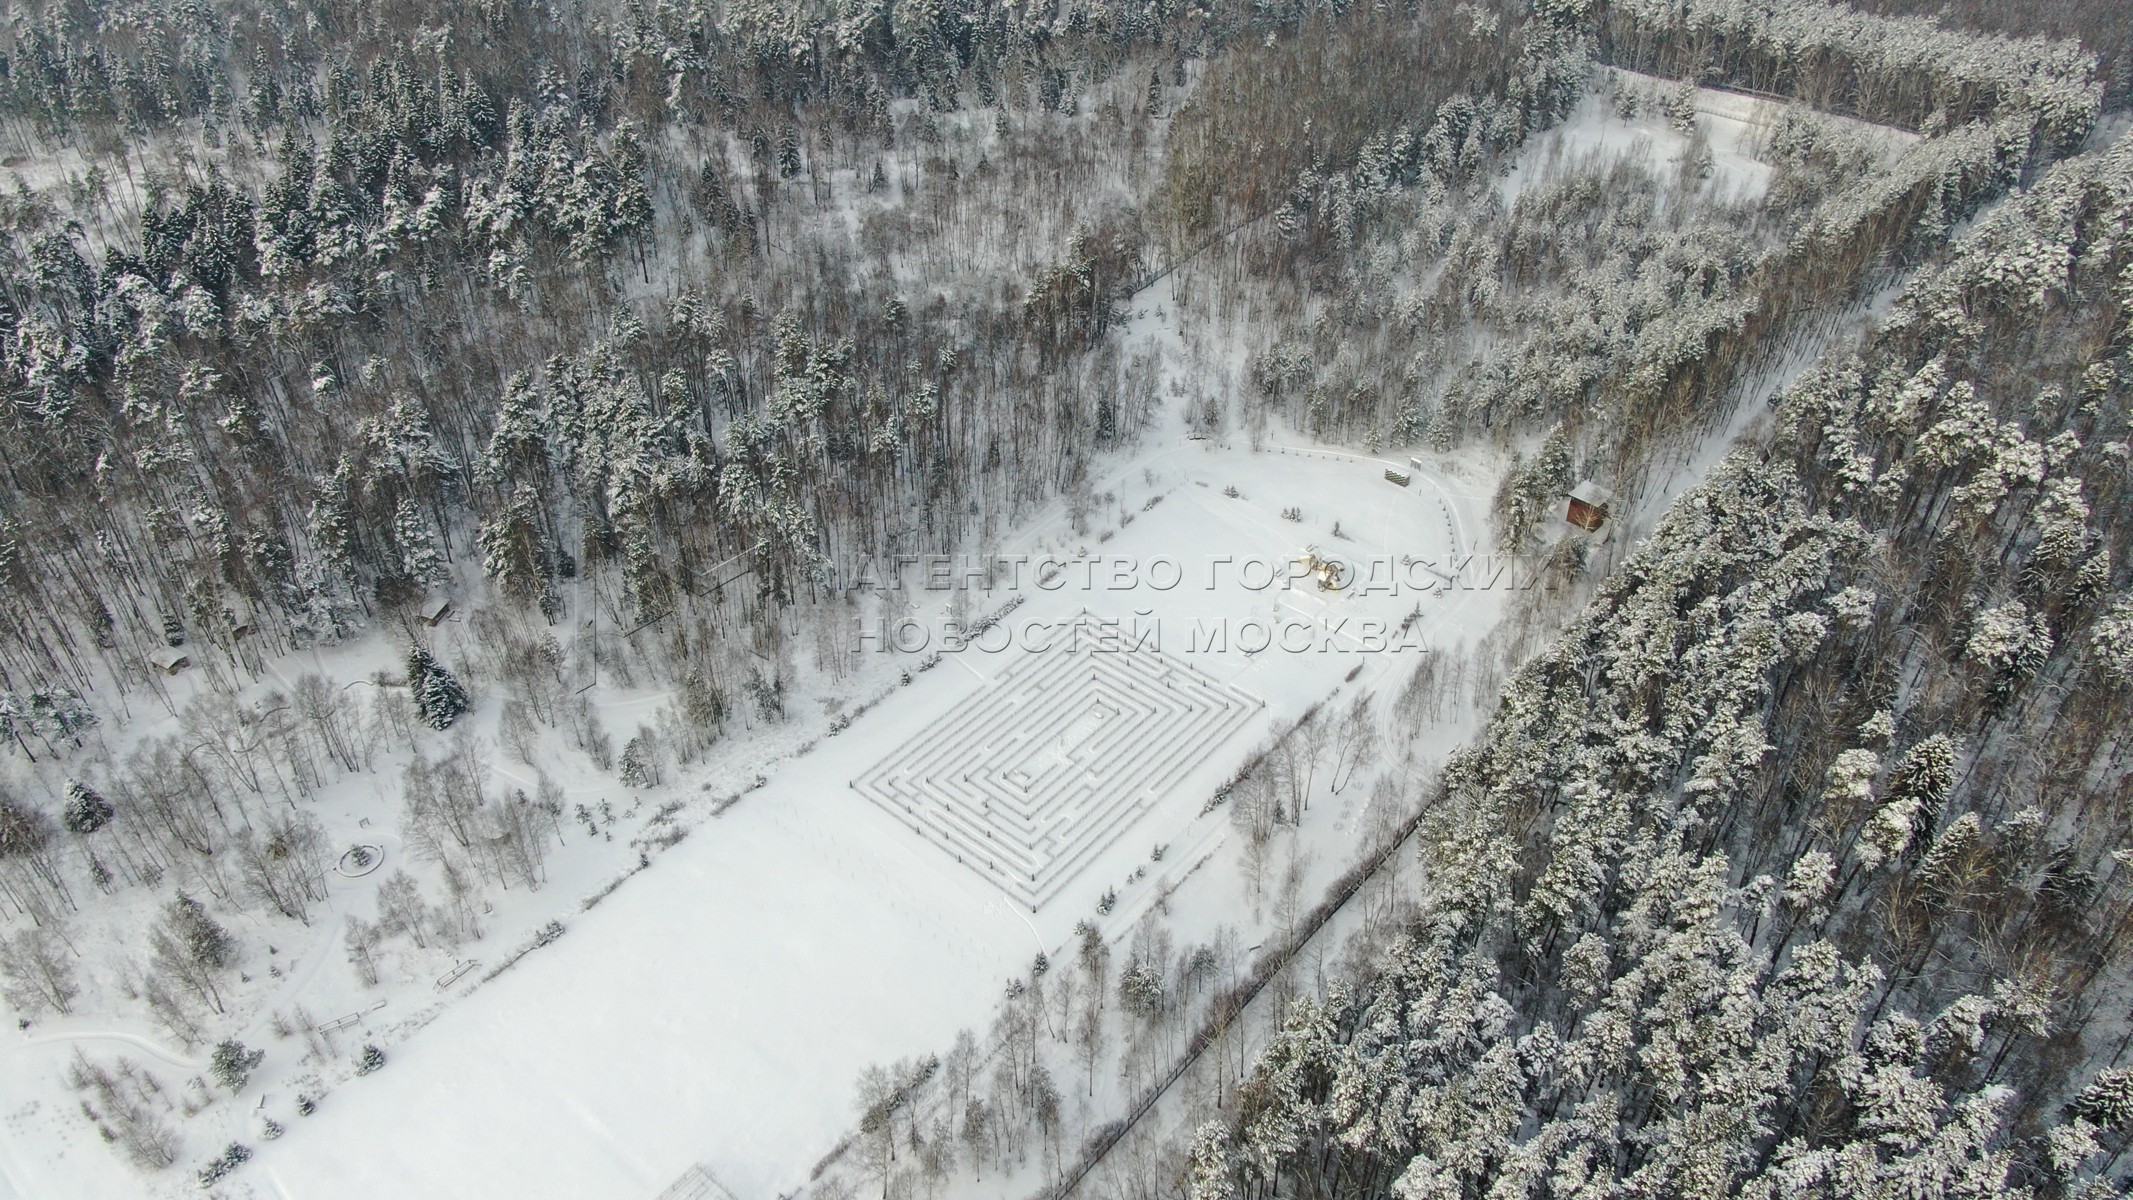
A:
[0,831,400,1200]
[3,1026,203,1071]
[0,1027,203,1200]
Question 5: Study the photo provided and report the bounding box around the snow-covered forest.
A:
[0,0,2123,1195]
[1182,130,2133,1196]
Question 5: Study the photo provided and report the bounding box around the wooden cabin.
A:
[418,596,454,627]
[1565,481,1615,532]
[149,647,191,675]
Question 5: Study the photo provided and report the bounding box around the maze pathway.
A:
[853,617,1262,908]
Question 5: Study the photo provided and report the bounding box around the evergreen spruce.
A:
[61,781,113,835]
[618,731,657,788]
[209,1039,265,1093]
[406,646,469,731]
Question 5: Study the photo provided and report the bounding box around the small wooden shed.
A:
[1565,481,1615,532]
[149,647,191,675]
[418,596,454,627]
[223,593,255,637]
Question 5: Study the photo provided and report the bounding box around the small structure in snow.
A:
[1565,481,1615,532]
[1294,547,1351,591]
[1384,467,1411,487]
[223,593,254,637]
[149,647,191,675]
[418,596,453,626]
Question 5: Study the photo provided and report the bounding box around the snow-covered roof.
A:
[419,596,453,621]
[1569,481,1615,508]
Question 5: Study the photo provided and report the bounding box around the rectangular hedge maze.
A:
[853,618,1262,909]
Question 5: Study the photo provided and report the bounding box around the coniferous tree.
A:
[208,1040,264,1094]
[60,781,113,835]
[618,730,657,787]
[406,646,469,731]
[394,497,448,586]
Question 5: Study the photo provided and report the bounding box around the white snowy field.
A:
[233,424,1500,1199]
[0,353,1508,1200]
[1500,66,1918,210]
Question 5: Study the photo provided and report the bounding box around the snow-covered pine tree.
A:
[406,646,469,731]
[618,729,658,787]
[2071,1067,2133,1128]
[164,894,233,969]
[209,1039,264,1093]
[197,1141,250,1185]
[60,780,112,834]
[478,484,549,601]
[394,495,447,585]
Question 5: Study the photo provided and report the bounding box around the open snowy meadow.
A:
[244,412,1503,1199]
[0,317,1515,1197]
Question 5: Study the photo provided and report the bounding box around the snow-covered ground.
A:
[244,442,1503,1197]
[1500,66,1917,209]
[0,66,1916,1198]
[0,272,1521,1199]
